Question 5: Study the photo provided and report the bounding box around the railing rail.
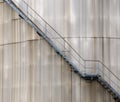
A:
[6,0,120,94]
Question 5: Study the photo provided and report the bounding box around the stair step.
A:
[56,51,60,54]
[113,95,119,100]
[104,85,108,89]
[82,75,98,80]
[111,92,116,96]
[107,89,112,93]
[99,82,105,85]
[115,98,120,102]
[73,69,79,73]
[19,14,24,19]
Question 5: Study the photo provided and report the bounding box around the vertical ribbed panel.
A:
[0,0,119,102]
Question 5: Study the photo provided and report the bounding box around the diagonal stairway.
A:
[4,0,120,101]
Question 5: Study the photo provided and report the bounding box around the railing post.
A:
[84,60,86,74]
[96,62,100,74]
[26,2,28,16]
[45,22,47,35]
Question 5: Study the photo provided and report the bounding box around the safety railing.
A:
[8,0,120,94]
[85,60,120,93]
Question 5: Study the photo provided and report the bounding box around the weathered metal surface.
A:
[0,0,120,102]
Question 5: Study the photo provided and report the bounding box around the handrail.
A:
[8,0,120,94]
[10,0,86,69]
[85,59,120,81]
[17,0,120,81]
[20,0,85,62]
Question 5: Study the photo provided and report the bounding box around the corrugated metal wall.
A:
[0,0,119,102]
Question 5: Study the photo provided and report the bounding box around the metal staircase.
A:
[4,0,120,101]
